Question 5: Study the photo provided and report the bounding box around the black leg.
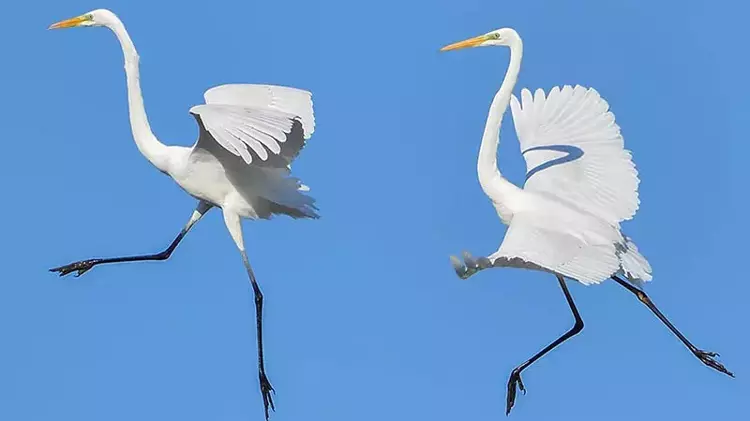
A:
[50,202,211,277]
[241,251,275,420]
[611,275,733,377]
[506,275,584,415]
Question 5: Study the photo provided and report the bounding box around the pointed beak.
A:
[440,34,491,52]
[48,15,89,30]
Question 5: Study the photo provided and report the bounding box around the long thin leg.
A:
[611,275,733,377]
[223,211,275,420]
[241,249,275,420]
[506,275,584,415]
[50,201,212,277]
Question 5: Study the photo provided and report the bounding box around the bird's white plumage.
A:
[183,84,318,219]
[443,28,732,402]
[190,103,297,163]
[490,212,623,285]
[618,236,652,284]
[204,84,315,138]
[50,10,318,419]
[510,86,640,224]
[191,84,315,167]
[447,28,651,287]
[496,85,653,284]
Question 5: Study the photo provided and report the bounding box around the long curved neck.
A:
[477,32,523,211]
[107,19,170,172]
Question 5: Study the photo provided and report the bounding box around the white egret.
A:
[48,9,318,419]
[441,28,732,415]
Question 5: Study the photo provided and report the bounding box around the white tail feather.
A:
[618,237,652,287]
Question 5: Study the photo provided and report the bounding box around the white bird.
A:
[47,9,317,419]
[441,28,732,415]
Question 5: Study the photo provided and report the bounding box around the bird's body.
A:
[484,183,647,285]
[446,28,650,286]
[442,27,731,416]
[48,9,315,420]
[80,8,318,223]
[166,143,315,220]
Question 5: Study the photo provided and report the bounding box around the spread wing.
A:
[510,86,640,224]
[190,84,314,168]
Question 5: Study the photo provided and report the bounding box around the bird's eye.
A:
[492,33,501,39]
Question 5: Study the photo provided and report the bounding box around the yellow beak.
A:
[440,34,491,52]
[48,15,90,30]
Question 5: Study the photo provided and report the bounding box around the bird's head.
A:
[441,28,520,51]
[48,9,118,30]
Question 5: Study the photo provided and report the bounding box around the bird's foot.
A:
[259,370,276,420]
[694,349,734,377]
[506,368,526,415]
[449,251,493,280]
[49,259,99,277]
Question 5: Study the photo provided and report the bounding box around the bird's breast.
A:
[170,153,234,207]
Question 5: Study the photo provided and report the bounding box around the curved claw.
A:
[449,252,495,280]
[506,368,526,415]
[449,255,469,279]
[449,255,464,271]
[259,371,276,420]
[462,251,478,270]
[49,259,97,277]
[696,350,734,377]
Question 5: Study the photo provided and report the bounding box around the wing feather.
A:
[190,84,315,168]
[511,85,640,224]
[204,84,315,138]
[491,214,621,285]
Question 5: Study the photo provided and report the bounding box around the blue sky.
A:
[1,0,747,420]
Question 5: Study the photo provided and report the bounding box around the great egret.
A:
[441,28,733,415]
[48,9,317,419]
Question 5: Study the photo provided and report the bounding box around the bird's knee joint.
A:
[636,291,649,303]
[156,251,170,260]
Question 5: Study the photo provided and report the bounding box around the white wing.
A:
[190,84,314,167]
[204,84,315,138]
[510,86,639,224]
[490,214,621,285]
